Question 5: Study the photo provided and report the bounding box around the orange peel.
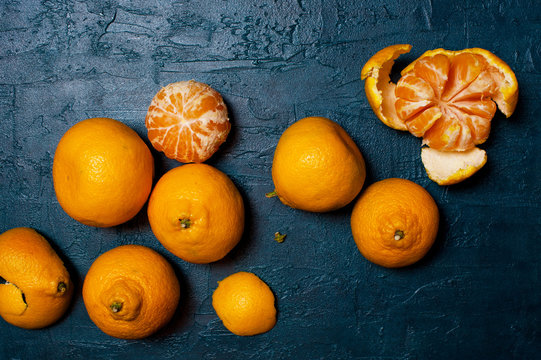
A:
[421,147,487,185]
[361,44,412,130]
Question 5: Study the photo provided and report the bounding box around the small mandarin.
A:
[0,227,73,329]
[351,178,439,268]
[53,117,154,227]
[147,164,244,264]
[145,80,231,163]
[82,245,180,339]
[270,116,366,212]
[212,272,276,336]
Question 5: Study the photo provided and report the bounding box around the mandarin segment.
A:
[145,80,231,163]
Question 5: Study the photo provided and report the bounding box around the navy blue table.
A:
[1,1,540,359]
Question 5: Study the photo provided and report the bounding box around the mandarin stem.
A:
[110,302,123,313]
[57,282,67,293]
[274,232,286,243]
[179,218,191,229]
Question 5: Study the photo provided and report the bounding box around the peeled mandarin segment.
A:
[422,115,467,151]
[467,48,519,117]
[395,98,433,120]
[395,73,435,101]
[361,44,412,131]
[145,80,231,164]
[451,99,497,118]
[450,70,497,102]
[461,113,491,143]
[413,54,450,98]
[442,53,486,101]
[421,147,487,185]
[0,283,27,316]
[405,106,442,137]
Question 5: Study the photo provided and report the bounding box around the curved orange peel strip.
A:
[361,44,412,130]
[0,283,27,316]
[421,146,487,185]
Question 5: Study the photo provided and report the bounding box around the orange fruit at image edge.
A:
[212,272,277,336]
[271,116,366,212]
[0,227,73,329]
[351,178,439,268]
[147,163,245,264]
[145,80,231,163]
[53,117,154,227]
[82,245,180,339]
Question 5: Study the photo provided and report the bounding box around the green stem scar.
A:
[110,302,123,313]
[394,230,405,241]
[265,190,278,198]
[179,218,191,229]
[57,282,67,293]
[274,232,286,243]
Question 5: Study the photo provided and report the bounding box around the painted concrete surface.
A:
[1,0,540,358]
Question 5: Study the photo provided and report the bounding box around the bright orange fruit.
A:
[362,45,518,152]
[0,227,73,329]
[270,116,366,212]
[147,164,244,264]
[212,272,276,336]
[53,117,154,227]
[82,245,180,339]
[145,80,231,163]
[351,178,439,268]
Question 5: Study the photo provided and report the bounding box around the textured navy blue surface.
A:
[1,0,540,359]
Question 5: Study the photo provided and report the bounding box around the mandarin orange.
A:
[212,272,276,336]
[145,80,230,163]
[270,116,366,212]
[0,227,73,329]
[362,46,518,152]
[53,117,154,227]
[147,164,244,264]
[351,178,439,268]
[82,245,180,339]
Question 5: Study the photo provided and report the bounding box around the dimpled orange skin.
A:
[212,272,276,336]
[82,245,180,340]
[147,164,245,264]
[0,227,73,329]
[53,117,154,227]
[351,179,439,268]
[271,116,366,212]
